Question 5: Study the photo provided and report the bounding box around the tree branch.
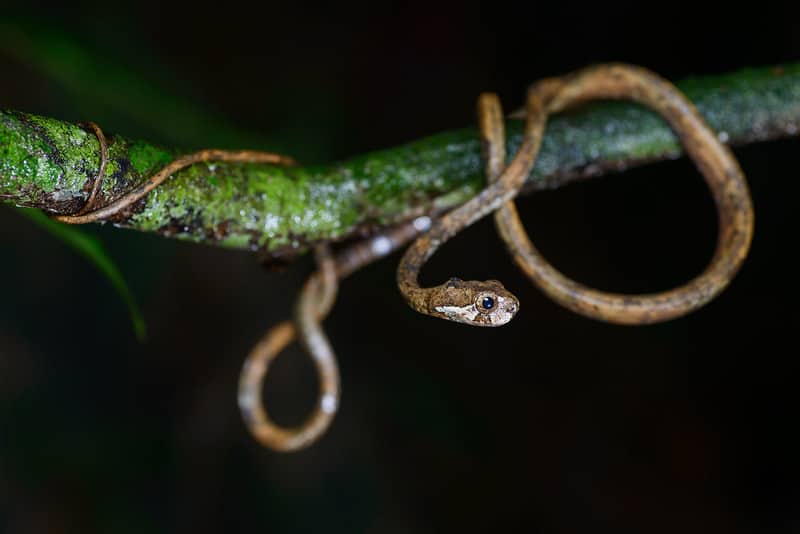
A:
[2,64,799,261]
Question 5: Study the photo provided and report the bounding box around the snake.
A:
[44,63,754,452]
[238,219,430,451]
[395,80,555,326]
[478,64,754,325]
[47,121,355,451]
[397,63,753,327]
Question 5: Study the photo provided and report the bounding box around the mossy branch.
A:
[2,64,799,261]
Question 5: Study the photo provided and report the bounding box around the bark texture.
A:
[2,64,798,260]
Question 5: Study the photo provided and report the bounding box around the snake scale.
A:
[46,64,754,452]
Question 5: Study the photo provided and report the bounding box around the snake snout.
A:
[490,292,519,326]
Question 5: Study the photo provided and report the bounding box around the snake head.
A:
[428,278,519,327]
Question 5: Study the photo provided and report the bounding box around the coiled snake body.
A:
[46,64,754,452]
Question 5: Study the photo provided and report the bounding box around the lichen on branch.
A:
[2,64,799,260]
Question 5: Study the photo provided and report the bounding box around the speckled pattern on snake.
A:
[41,63,754,452]
[479,64,754,325]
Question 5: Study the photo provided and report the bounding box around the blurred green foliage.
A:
[18,209,147,341]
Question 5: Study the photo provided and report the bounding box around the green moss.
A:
[128,142,174,174]
[2,63,800,255]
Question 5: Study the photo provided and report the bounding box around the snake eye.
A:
[476,293,496,312]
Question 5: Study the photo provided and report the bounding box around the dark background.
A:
[1,2,799,533]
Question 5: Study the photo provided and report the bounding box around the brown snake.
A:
[397,63,753,326]
[43,63,754,451]
[395,82,551,326]
[479,64,754,324]
[238,220,429,451]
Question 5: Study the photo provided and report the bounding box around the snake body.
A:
[43,63,755,452]
[395,81,556,326]
[481,64,754,324]
[238,219,429,451]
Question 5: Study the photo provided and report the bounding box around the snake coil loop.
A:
[238,245,341,452]
[237,221,426,451]
[48,63,755,452]
[481,64,754,324]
